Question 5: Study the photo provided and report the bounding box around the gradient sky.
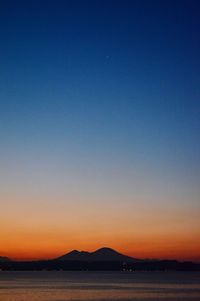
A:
[0,0,200,261]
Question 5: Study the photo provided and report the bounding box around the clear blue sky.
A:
[0,0,200,260]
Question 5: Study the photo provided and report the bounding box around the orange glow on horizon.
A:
[1,196,200,262]
[1,233,200,262]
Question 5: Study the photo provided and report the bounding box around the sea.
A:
[0,271,200,301]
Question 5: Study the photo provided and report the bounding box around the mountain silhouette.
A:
[1,249,199,271]
[0,256,10,262]
[57,247,140,262]
[58,250,90,261]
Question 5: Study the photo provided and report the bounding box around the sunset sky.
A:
[0,0,200,261]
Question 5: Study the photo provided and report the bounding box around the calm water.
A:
[0,271,200,301]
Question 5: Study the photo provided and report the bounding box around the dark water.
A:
[0,271,200,301]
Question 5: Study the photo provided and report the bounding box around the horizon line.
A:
[1,247,200,263]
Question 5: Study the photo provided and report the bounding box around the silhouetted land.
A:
[1,248,199,271]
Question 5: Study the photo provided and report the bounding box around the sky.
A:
[0,0,200,261]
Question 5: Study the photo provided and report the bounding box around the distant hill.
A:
[0,256,10,262]
[57,247,140,262]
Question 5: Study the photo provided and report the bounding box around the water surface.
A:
[0,271,200,301]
